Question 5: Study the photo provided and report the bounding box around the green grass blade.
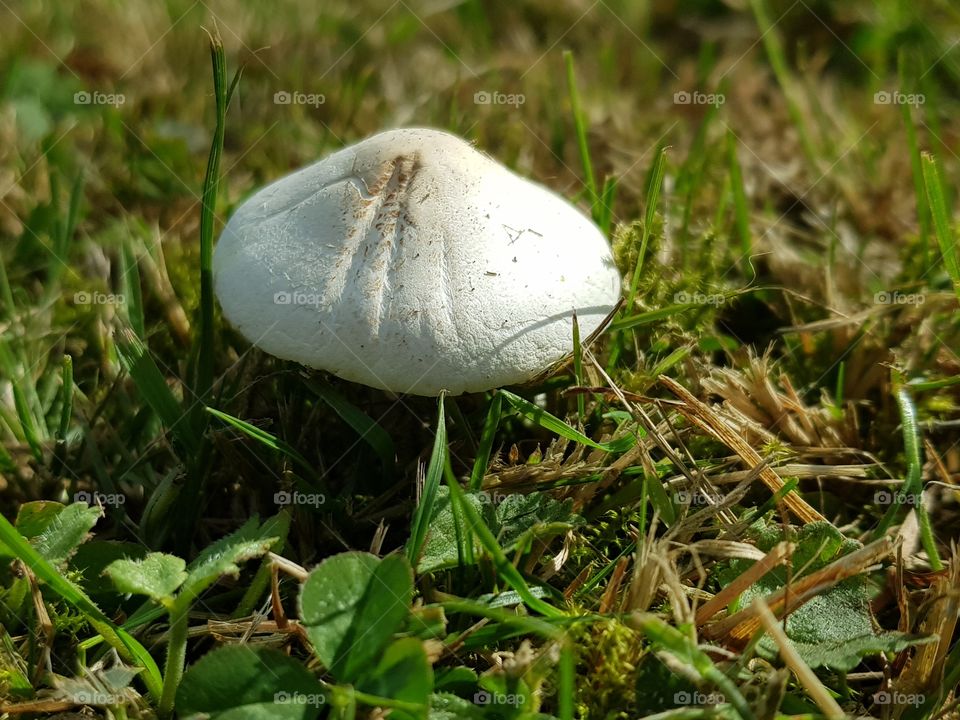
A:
[0,627,31,696]
[921,152,960,300]
[907,375,960,392]
[194,27,229,403]
[12,382,43,462]
[407,395,447,565]
[0,512,163,697]
[631,613,755,720]
[307,378,395,471]
[649,346,691,380]
[115,326,198,455]
[439,597,562,638]
[56,355,73,444]
[678,103,720,247]
[470,392,503,491]
[625,146,667,311]
[572,312,586,420]
[0,342,44,459]
[205,406,313,474]
[46,171,84,290]
[753,477,799,520]
[120,236,145,339]
[0,248,14,319]
[612,290,742,331]
[574,541,636,598]
[875,387,943,570]
[748,0,817,166]
[78,602,167,652]
[900,57,930,271]
[500,390,632,453]
[444,473,565,618]
[597,175,618,237]
[727,129,752,273]
[558,641,574,720]
[563,50,598,214]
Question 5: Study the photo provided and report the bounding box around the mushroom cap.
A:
[214,128,621,396]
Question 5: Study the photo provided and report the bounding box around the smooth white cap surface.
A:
[214,128,621,396]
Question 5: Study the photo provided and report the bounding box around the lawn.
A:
[1,1,959,718]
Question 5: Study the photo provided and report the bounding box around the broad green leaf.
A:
[105,552,187,606]
[358,638,432,719]
[176,645,325,720]
[31,502,100,565]
[434,667,479,695]
[428,693,487,720]
[476,674,535,715]
[717,521,935,671]
[180,516,279,601]
[633,654,703,714]
[444,478,564,619]
[418,487,492,573]
[54,663,141,707]
[15,501,64,538]
[0,511,163,697]
[418,489,581,574]
[70,541,149,597]
[494,493,581,551]
[299,552,413,683]
[763,585,933,671]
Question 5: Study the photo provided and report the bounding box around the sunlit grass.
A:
[0,0,958,717]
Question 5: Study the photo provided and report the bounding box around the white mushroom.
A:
[214,128,621,396]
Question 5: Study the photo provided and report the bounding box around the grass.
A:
[1,0,959,718]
